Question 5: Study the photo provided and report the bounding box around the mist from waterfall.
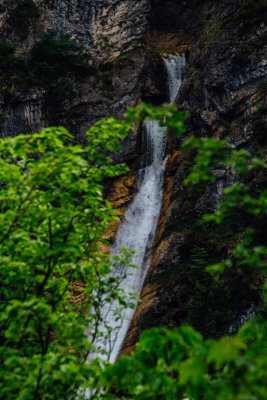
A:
[91,54,186,363]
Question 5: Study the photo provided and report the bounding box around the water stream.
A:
[91,54,186,363]
[164,54,186,102]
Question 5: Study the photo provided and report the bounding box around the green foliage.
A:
[0,40,19,71]
[94,317,267,400]
[0,103,266,399]
[177,119,266,338]
[90,104,267,400]
[186,271,232,337]
[0,39,26,89]
[183,135,267,184]
[49,77,80,97]
[30,32,76,68]
[184,246,232,338]
[182,137,231,183]
[184,133,266,271]
[0,119,137,399]
[126,102,189,137]
[202,179,267,226]
[29,32,91,96]
[0,33,92,96]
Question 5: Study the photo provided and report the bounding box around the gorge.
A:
[0,0,266,397]
[97,54,186,362]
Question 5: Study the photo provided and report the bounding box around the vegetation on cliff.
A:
[0,0,266,397]
[0,32,92,97]
[93,104,267,400]
[0,104,266,399]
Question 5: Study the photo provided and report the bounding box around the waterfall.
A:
[91,54,186,363]
[164,54,186,102]
[108,120,168,362]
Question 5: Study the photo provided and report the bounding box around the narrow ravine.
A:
[94,54,186,363]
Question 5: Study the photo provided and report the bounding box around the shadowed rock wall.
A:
[1,0,266,357]
[120,0,266,356]
[0,0,150,163]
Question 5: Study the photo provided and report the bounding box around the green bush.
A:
[29,33,78,94]
[0,40,23,75]
[0,118,136,399]
[0,33,92,96]
[49,77,79,97]
[0,40,18,71]
[0,40,26,89]
[30,32,89,76]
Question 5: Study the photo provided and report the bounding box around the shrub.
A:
[0,39,26,88]
[93,105,267,400]
[0,118,135,399]
[29,32,92,96]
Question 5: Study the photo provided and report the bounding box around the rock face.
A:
[1,0,266,356]
[0,0,150,163]
[119,0,267,355]
[48,0,149,62]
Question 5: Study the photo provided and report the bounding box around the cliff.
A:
[0,0,150,164]
[1,0,266,356]
[120,0,267,355]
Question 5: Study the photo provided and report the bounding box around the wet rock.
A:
[121,0,266,355]
[1,0,266,356]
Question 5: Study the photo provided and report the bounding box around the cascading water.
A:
[92,54,186,363]
[164,54,186,102]
[107,120,168,362]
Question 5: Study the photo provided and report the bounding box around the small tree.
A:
[0,119,137,399]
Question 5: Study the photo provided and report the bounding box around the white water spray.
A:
[164,54,186,102]
[91,54,186,363]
